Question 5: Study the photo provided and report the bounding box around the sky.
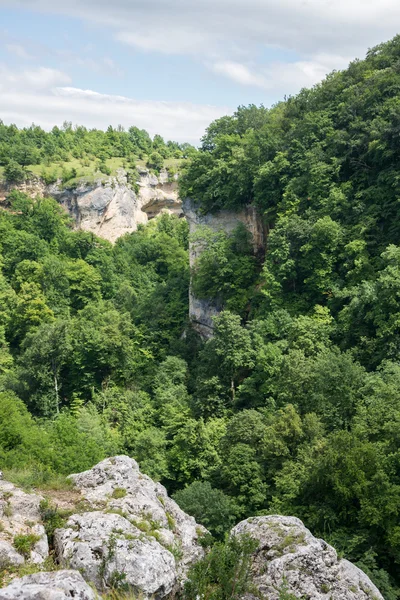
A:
[0,1,399,143]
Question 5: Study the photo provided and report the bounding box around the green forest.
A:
[2,35,400,598]
[0,121,197,184]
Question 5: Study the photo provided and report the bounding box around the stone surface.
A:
[183,198,265,337]
[0,480,48,566]
[232,515,384,600]
[0,168,181,243]
[0,570,96,599]
[54,456,206,597]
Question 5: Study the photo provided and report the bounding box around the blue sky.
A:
[0,0,399,143]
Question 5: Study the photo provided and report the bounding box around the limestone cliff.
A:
[183,198,265,337]
[0,168,181,243]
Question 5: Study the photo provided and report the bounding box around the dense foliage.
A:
[0,121,196,183]
[2,35,400,598]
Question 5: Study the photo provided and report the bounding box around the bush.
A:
[146,152,164,172]
[184,533,258,600]
[173,481,237,538]
[4,160,26,183]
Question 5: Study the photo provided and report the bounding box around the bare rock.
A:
[0,481,48,565]
[0,570,96,599]
[55,456,206,597]
[232,515,384,600]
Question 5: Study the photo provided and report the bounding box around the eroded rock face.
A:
[183,198,265,337]
[54,456,206,598]
[0,480,48,566]
[0,169,181,243]
[232,515,383,600]
[0,570,96,599]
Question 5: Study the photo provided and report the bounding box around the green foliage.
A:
[13,533,41,558]
[0,120,196,181]
[4,37,400,598]
[4,160,25,183]
[184,533,258,600]
[173,481,237,538]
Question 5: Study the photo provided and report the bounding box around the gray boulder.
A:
[54,511,176,596]
[55,456,206,597]
[0,570,96,599]
[0,480,48,566]
[232,515,384,600]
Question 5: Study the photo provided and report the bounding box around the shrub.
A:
[173,481,237,538]
[184,533,257,600]
[4,160,26,183]
[146,152,163,172]
[13,533,41,558]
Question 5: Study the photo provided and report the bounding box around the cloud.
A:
[2,0,399,96]
[5,43,33,59]
[0,66,71,91]
[0,66,230,142]
[211,53,351,93]
[211,61,268,88]
[5,0,400,59]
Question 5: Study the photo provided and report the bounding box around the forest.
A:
[1,35,400,598]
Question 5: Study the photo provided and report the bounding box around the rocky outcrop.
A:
[232,515,384,600]
[183,198,265,337]
[0,480,48,567]
[0,168,181,243]
[0,463,385,599]
[0,570,96,599]
[54,455,206,598]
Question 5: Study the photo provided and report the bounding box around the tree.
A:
[4,160,25,183]
[211,312,255,401]
[173,481,237,538]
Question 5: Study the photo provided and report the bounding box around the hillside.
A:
[1,35,400,598]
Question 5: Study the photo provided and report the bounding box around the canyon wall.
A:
[0,168,181,243]
[183,198,266,337]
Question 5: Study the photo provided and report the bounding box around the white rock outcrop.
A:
[54,456,206,598]
[0,570,96,599]
[232,515,384,600]
[0,480,48,566]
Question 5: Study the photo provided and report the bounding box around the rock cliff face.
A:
[0,168,181,243]
[0,459,384,599]
[183,198,265,337]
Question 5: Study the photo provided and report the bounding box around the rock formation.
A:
[0,570,96,599]
[232,515,384,600]
[0,168,181,243]
[183,198,265,337]
[55,456,206,597]
[0,459,385,599]
[0,480,48,567]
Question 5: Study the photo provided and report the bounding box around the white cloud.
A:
[0,66,71,91]
[212,61,268,88]
[0,66,230,142]
[5,43,33,59]
[3,0,400,95]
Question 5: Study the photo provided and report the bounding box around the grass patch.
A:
[13,533,41,558]
[112,488,127,500]
[3,467,73,492]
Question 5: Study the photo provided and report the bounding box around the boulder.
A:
[232,515,384,600]
[0,570,96,599]
[55,456,206,597]
[0,480,48,566]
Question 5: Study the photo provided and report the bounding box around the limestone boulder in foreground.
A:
[54,455,206,598]
[233,515,384,600]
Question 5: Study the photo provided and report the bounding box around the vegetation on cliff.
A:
[1,35,400,598]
